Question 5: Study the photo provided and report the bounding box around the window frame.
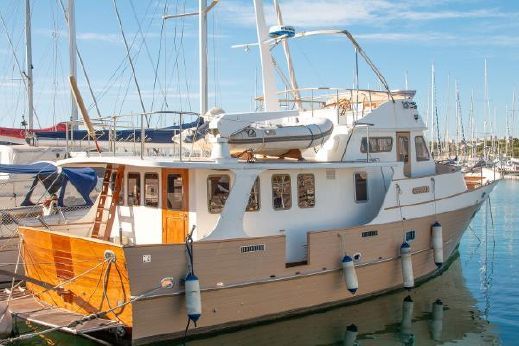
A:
[207,174,231,214]
[297,173,315,209]
[360,136,393,153]
[271,174,292,211]
[414,135,431,161]
[354,171,369,203]
[165,173,185,211]
[126,172,142,206]
[144,172,160,208]
[246,177,261,212]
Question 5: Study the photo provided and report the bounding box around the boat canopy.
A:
[0,162,97,206]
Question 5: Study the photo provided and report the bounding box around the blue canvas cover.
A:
[0,162,97,206]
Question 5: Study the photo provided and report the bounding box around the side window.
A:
[415,136,430,161]
[246,177,260,212]
[208,175,230,214]
[127,172,141,206]
[144,173,159,207]
[297,174,315,208]
[397,135,410,162]
[166,174,184,210]
[354,172,368,202]
[272,174,291,210]
[360,137,393,153]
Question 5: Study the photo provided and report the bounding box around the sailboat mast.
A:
[484,59,489,159]
[470,90,475,158]
[199,0,208,116]
[455,80,460,158]
[430,64,435,156]
[68,0,78,129]
[513,91,517,158]
[24,0,34,130]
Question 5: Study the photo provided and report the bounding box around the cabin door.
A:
[162,169,189,244]
[396,132,411,177]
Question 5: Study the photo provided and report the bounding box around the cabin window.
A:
[360,137,393,153]
[272,174,291,210]
[415,136,430,161]
[144,173,159,207]
[127,173,141,206]
[246,177,260,212]
[297,174,315,208]
[208,175,230,214]
[354,172,368,202]
[166,174,184,210]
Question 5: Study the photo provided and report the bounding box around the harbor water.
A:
[13,180,518,345]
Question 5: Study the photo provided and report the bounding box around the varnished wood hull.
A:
[18,196,483,344]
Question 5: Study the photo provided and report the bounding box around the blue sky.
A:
[0,0,518,138]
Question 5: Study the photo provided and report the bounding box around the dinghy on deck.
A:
[228,117,333,156]
[181,108,333,157]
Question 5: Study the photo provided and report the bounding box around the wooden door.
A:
[396,132,411,177]
[162,169,189,244]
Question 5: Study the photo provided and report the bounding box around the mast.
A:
[430,63,441,156]
[273,0,301,111]
[455,80,460,158]
[430,64,435,156]
[505,105,510,157]
[24,0,34,130]
[455,80,465,158]
[484,59,489,159]
[513,91,517,158]
[68,0,78,130]
[470,90,475,158]
[253,0,279,112]
[199,0,208,116]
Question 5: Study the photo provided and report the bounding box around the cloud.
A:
[76,32,121,43]
[355,32,519,47]
[221,0,513,28]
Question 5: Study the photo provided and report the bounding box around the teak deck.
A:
[1,292,121,334]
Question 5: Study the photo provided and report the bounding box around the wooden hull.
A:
[18,197,482,344]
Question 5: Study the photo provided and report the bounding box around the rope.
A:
[6,258,108,303]
[0,237,23,330]
[396,184,406,238]
[431,177,438,219]
[112,0,147,120]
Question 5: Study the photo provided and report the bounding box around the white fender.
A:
[400,295,415,344]
[431,222,444,267]
[185,273,202,324]
[400,242,414,289]
[431,299,444,341]
[343,323,358,346]
[341,255,358,294]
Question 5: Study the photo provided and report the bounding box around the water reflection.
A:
[187,257,497,346]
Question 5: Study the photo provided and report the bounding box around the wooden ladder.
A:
[92,164,124,240]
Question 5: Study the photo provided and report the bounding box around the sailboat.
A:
[0,0,499,344]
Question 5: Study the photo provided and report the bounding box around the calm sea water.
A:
[14,180,518,345]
